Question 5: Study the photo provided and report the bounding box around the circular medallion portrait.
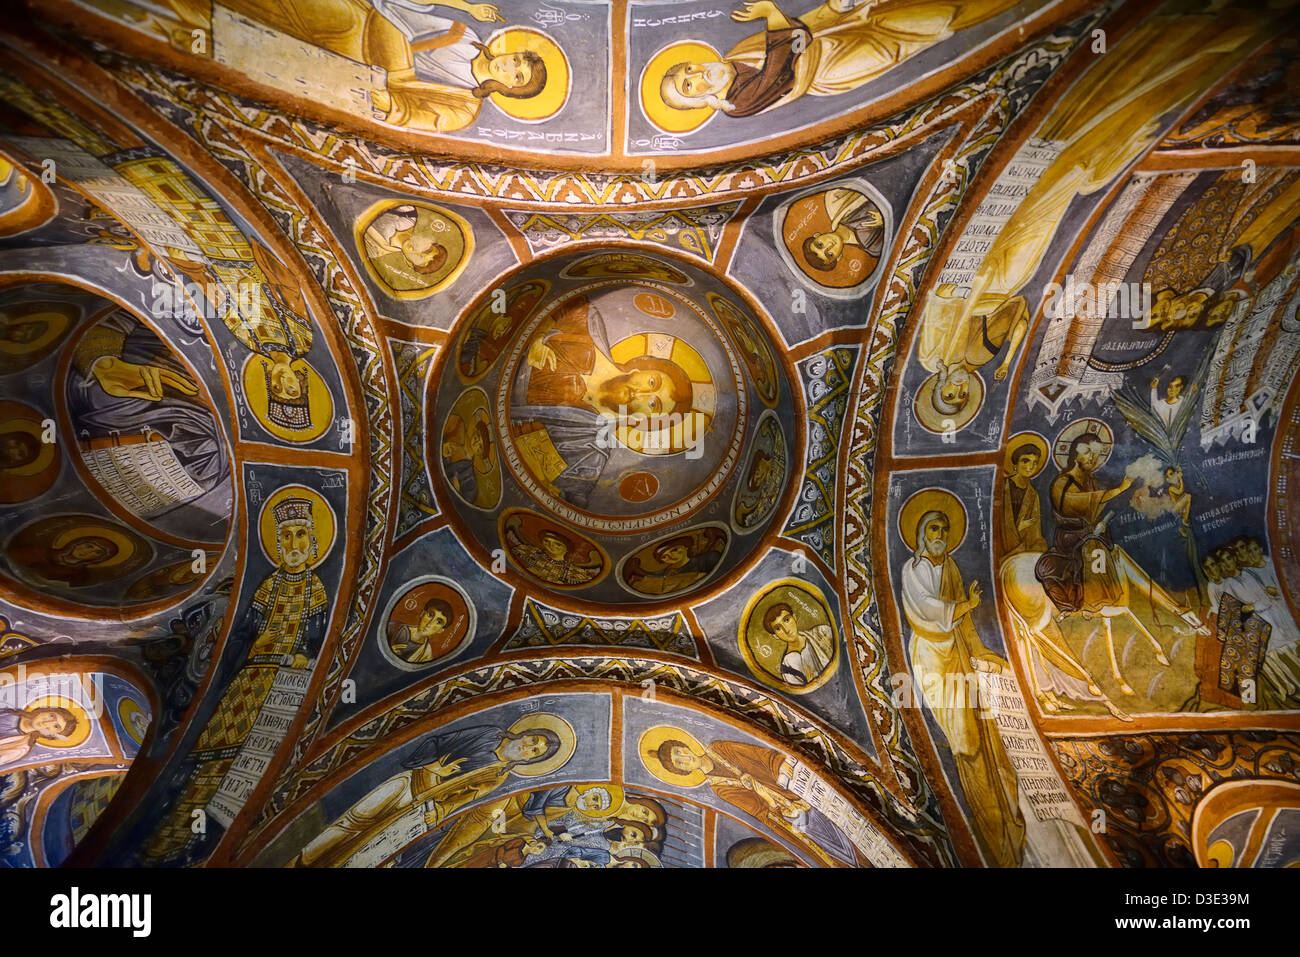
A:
[774,180,889,299]
[124,557,213,602]
[732,409,787,533]
[440,387,502,510]
[0,299,76,374]
[357,200,473,299]
[560,253,691,285]
[380,576,476,671]
[738,578,840,693]
[616,523,729,598]
[709,293,779,406]
[456,280,549,382]
[431,249,797,607]
[5,514,152,593]
[501,280,746,531]
[117,696,151,748]
[500,508,610,589]
[0,400,59,504]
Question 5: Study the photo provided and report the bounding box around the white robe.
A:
[1150,387,1183,430]
[901,556,970,724]
[1235,572,1299,650]
[371,1,482,89]
[780,625,836,685]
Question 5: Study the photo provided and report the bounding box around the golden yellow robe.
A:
[220,0,484,132]
[902,554,1026,866]
[726,0,1022,108]
[145,567,327,862]
[1001,476,1046,557]
[300,761,510,867]
[923,3,1281,374]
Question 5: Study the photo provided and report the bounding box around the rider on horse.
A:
[1034,431,1134,616]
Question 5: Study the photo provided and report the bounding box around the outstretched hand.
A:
[732,1,777,22]
[92,357,198,401]
[466,3,504,22]
[415,0,503,22]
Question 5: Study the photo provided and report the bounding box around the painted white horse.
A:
[998,587,1129,721]
[999,546,1207,698]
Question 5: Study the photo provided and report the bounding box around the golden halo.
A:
[736,577,839,695]
[1191,779,1300,868]
[117,697,149,746]
[51,525,135,569]
[727,839,797,868]
[639,41,721,135]
[708,293,779,406]
[0,415,54,477]
[25,694,90,748]
[1052,417,1114,471]
[483,28,570,122]
[354,200,474,300]
[913,370,984,434]
[898,487,967,553]
[617,846,661,867]
[639,725,706,787]
[241,354,334,445]
[497,509,612,589]
[608,333,714,456]
[566,783,625,819]
[0,304,72,357]
[1004,432,1049,477]
[507,712,577,777]
[780,189,882,290]
[1205,840,1235,868]
[257,485,337,568]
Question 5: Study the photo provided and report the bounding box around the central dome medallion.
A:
[431,248,797,606]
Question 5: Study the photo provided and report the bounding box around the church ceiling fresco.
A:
[0,0,1293,874]
[0,656,154,867]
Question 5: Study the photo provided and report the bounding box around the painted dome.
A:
[0,283,232,611]
[3,0,1299,878]
[431,249,797,605]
